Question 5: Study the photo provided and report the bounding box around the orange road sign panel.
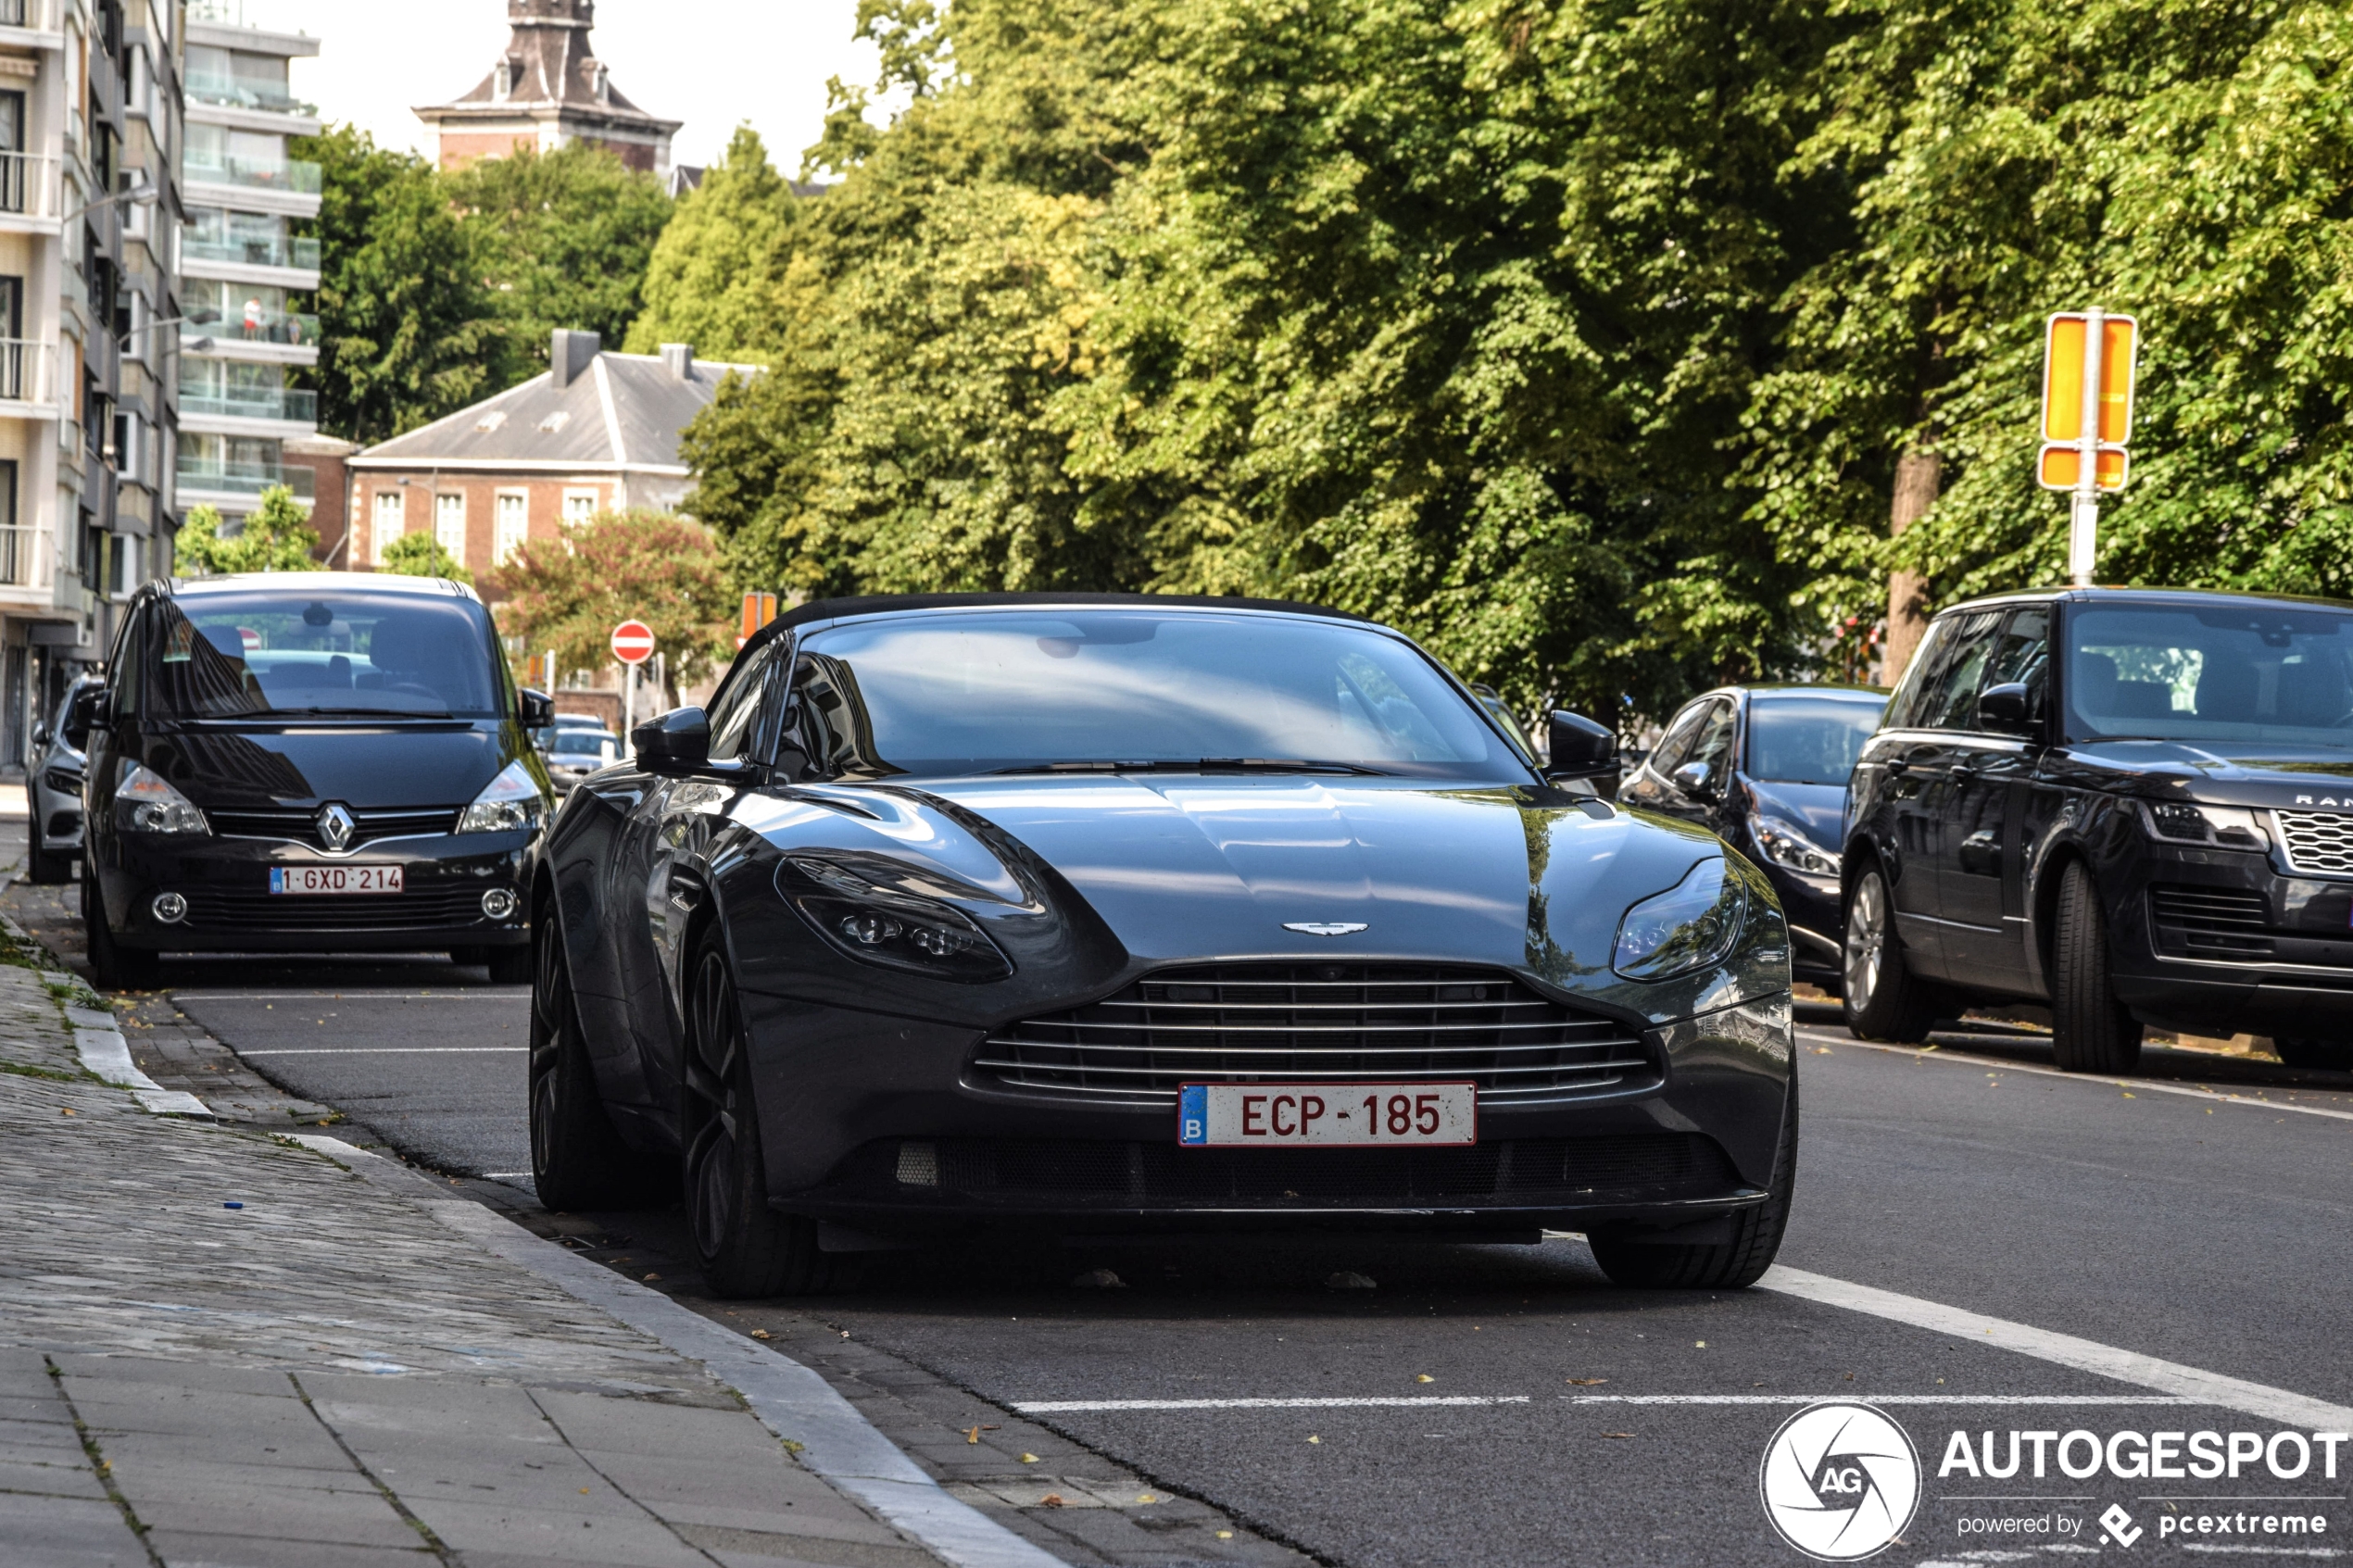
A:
[2038,443,2129,492]
[737,592,779,649]
[2043,313,2138,445]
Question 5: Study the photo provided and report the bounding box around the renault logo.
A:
[1284,922,1369,936]
[316,803,356,853]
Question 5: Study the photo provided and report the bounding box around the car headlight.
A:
[781,855,1014,982]
[116,762,208,834]
[1613,857,1747,981]
[1751,813,1840,878]
[42,768,81,797]
[2140,801,2269,851]
[457,760,547,834]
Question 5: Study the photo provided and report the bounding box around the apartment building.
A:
[0,0,186,763]
[172,1,316,540]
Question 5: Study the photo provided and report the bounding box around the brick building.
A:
[413,0,677,176]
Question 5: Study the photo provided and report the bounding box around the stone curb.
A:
[70,1022,215,1118]
[290,1134,1068,1568]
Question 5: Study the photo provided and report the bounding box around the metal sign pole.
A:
[2069,307,2105,586]
[623,659,635,742]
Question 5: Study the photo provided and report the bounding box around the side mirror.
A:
[30,721,46,746]
[633,706,709,775]
[1671,760,1718,801]
[1976,682,2037,737]
[64,685,107,747]
[1545,709,1618,780]
[518,687,554,728]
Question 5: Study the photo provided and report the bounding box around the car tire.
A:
[81,872,157,991]
[484,946,532,985]
[2050,859,2143,1073]
[528,917,654,1211]
[1590,1067,1798,1290]
[25,817,69,885]
[1842,863,1939,1044]
[682,931,837,1299]
[2271,1037,2353,1072]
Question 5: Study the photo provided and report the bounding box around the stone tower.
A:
[414,0,680,175]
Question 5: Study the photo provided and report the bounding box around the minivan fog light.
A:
[150,892,187,924]
[480,888,519,921]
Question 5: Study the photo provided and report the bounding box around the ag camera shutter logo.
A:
[1759,1402,1922,1561]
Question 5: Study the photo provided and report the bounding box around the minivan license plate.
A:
[1177,1082,1476,1148]
[270,865,403,896]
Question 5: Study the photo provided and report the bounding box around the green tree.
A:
[449,142,673,366]
[379,531,473,584]
[173,489,321,576]
[496,511,735,701]
[624,127,812,362]
[297,124,509,442]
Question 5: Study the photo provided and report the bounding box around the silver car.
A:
[543,725,622,797]
[27,674,101,884]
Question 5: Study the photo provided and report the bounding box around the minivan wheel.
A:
[1591,1069,1797,1290]
[1842,865,1938,1043]
[2050,859,2143,1073]
[681,934,836,1298]
[484,946,531,985]
[527,918,648,1210]
[2271,1037,2353,1072]
[81,872,158,991]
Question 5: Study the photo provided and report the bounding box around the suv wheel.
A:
[527,917,654,1210]
[2050,859,2143,1073]
[1591,1068,1797,1289]
[2271,1037,2353,1072]
[1842,864,1938,1043]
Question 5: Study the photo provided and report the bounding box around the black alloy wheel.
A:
[2049,859,2144,1073]
[2271,1037,2353,1072]
[1841,864,1939,1044]
[1590,1068,1798,1290]
[527,915,650,1210]
[682,933,837,1298]
[80,871,157,991]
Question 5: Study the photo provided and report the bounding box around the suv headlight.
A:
[781,855,1013,982]
[457,760,547,834]
[116,762,208,834]
[1751,813,1840,879]
[2140,801,2270,851]
[1613,857,1748,981]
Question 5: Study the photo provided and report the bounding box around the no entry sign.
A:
[610,620,656,666]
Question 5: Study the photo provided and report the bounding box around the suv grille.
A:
[974,962,1655,1108]
[209,805,461,851]
[2149,885,2273,960]
[2275,810,2353,875]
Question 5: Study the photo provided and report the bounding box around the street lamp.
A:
[71,169,159,224]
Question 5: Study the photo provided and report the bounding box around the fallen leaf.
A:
[839,1331,851,1339]
[579,1487,591,1494]
[1567,1378,1608,1386]
[59,1108,73,1116]
[1136,1494,1155,1504]
[966,1426,981,1444]
[749,1330,773,1341]
[642,1273,661,1282]
[2122,1092,2136,1098]
[1040,1494,1066,1508]
[1694,1340,1707,1348]
[1217,1531,1235,1540]
[1416,1374,1434,1384]
[1021,1453,1039,1464]
[1603,1432,1634,1440]
[1306,1436,1322,1445]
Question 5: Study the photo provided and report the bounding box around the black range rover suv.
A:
[1843,586,2353,1072]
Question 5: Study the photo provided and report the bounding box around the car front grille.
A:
[2275,810,2353,875]
[185,885,492,932]
[973,962,1656,1108]
[2149,885,2274,960]
[847,1133,1740,1207]
[209,805,462,851]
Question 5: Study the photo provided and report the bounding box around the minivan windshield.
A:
[132,590,506,720]
[2068,604,2353,748]
[786,609,1531,780]
[1747,694,1888,784]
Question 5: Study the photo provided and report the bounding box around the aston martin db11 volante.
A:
[529,594,1797,1297]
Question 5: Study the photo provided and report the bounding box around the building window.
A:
[494,490,528,565]
[435,491,467,564]
[371,489,402,565]
[562,488,598,524]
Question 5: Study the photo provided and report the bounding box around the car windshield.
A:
[1747,695,1887,785]
[2068,604,2353,748]
[134,590,505,720]
[788,609,1530,780]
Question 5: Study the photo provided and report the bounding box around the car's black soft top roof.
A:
[742,591,1370,662]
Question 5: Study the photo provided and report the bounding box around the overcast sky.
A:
[243,1,878,171]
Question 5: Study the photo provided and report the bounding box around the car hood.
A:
[2056,740,2353,808]
[143,723,510,809]
[737,775,1789,1022]
[1744,779,1846,849]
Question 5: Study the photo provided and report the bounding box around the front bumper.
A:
[97,829,534,954]
[2112,843,2353,1037]
[738,990,1794,1238]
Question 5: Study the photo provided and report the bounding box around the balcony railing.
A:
[0,339,57,405]
[187,0,244,20]
[185,71,319,118]
[0,524,46,589]
[0,151,62,220]
[185,304,321,347]
[185,155,322,196]
[175,458,316,501]
[179,386,317,423]
[183,232,321,270]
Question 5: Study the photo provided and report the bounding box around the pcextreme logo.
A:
[1759,1402,1923,1561]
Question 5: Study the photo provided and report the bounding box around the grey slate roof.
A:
[351,351,761,472]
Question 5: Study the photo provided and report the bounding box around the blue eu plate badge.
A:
[1178,1085,1208,1146]
[269,867,284,894]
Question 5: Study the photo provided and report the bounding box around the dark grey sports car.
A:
[530,595,1796,1297]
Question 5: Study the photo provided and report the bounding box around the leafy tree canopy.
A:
[495,510,736,700]
[624,127,813,363]
[450,141,673,368]
[174,489,320,576]
[378,531,473,584]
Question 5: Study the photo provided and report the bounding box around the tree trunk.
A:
[1882,447,1940,686]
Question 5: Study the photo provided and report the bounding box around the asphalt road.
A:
[53,909,2353,1567]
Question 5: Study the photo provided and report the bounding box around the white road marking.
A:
[1803,1027,2353,1125]
[1013,1397,1530,1412]
[235,1047,526,1056]
[1570,1394,2199,1405]
[175,992,523,1001]
[1761,1266,2353,1428]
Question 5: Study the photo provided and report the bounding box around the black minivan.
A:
[72,572,555,988]
[1843,585,2353,1073]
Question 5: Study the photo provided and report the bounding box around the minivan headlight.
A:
[1613,858,1747,981]
[457,760,547,834]
[116,762,208,834]
[1751,813,1840,879]
[781,855,1013,982]
[2140,801,2270,851]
